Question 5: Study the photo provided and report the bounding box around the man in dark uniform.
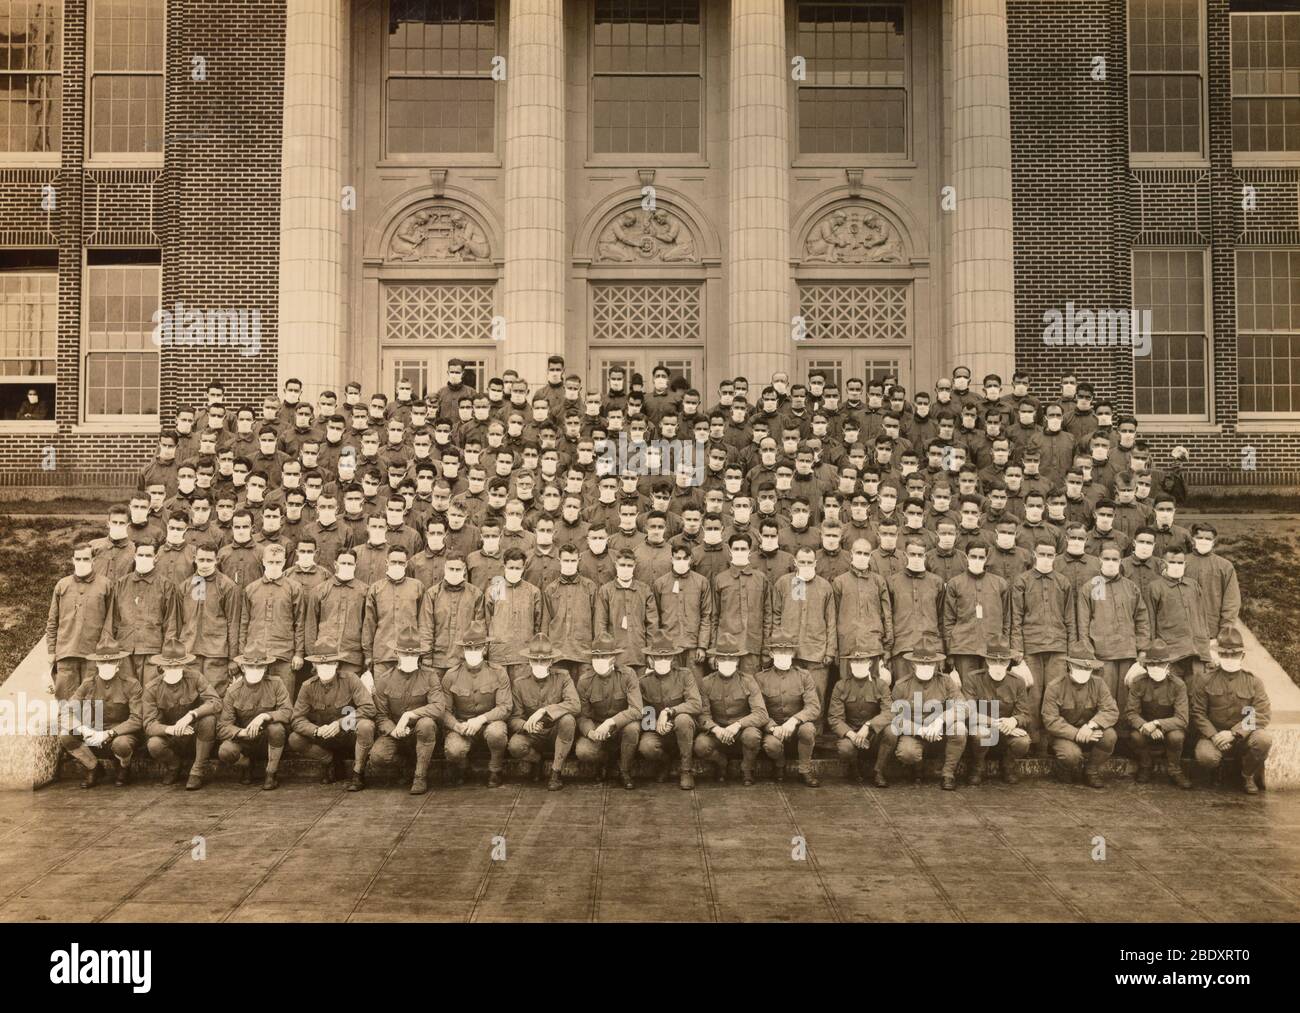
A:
[288,641,378,791]
[637,631,704,790]
[507,634,581,791]
[370,630,445,795]
[440,621,512,787]
[828,649,895,785]
[142,638,221,789]
[694,633,770,785]
[756,634,822,786]
[216,649,293,790]
[1041,654,1119,788]
[58,637,142,788]
[1190,626,1272,794]
[1123,641,1191,789]
[960,637,1033,785]
[888,636,967,790]
[573,633,643,789]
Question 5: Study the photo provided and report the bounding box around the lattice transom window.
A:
[591,283,701,343]
[384,283,495,343]
[798,283,908,343]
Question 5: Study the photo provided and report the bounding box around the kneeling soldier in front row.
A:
[695,633,769,786]
[1123,640,1191,789]
[369,629,444,794]
[756,634,822,786]
[217,649,293,790]
[508,634,581,791]
[888,635,967,790]
[143,638,221,790]
[961,637,1033,786]
[574,633,643,790]
[1191,626,1271,794]
[288,640,377,792]
[59,636,142,788]
[441,621,511,788]
[637,631,703,789]
[1042,654,1118,789]
[829,650,894,786]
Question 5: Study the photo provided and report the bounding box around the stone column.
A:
[728,0,791,384]
[950,0,1016,382]
[503,0,565,387]
[277,0,345,401]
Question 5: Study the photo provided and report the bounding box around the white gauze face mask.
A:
[652,657,673,675]
[463,649,484,667]
[914,664,936,682]
[988,663,1008,683]
[162,667,185,686]
[316,663,338,683]
[1218,657,1243,674]
[97,662,119,681]
[1068,667,1091,685]
[849,661,872,679]
[772,652,794,671]
[1147,665,1169,683]
[592,657,614,675]
[716,659,738,677]
[531,663,551,679]
[398,655,420,674]
[244,667,266,686]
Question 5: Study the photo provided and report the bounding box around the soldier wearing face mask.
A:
[651,546,715,693]
[107,541,179,687]
[1185,523,1241,642]
[960,638,1032,785]
[177,545,242,697]
[369,634,444,790]
[1010,541,1075,754]
[143,638,222,789]
[1122,528,1162,600]
[826,648,892,785]
[1146,549,1212,696]
[239,544,304,699]
[1041,654,1118,788]
[987,520,1031,583]
[288,641,377,791]
[1038,406,1075,485]
[1076,545,1150,723]
[363,547,425,684]
[304,549,368,686]
[1055,522,1102,594]
[886,540,945,683]
[634,633,701,789]
[694,633,769,786]
[485,549,543,681]
[572,633,643,790]
[1149,496,1192,559]
[579,522,617,588]
[90,507,138,583]
[1189,626,1271,794]
[58,637,142,788]
[887,636,967,790]
[869,521,905,581]
[942,544,1011,683]
[45,544,115,700]
[506,635,580,791]
[1122,641,1191,789]
[756,636,822,786]
[216,649,293,790]
[767,548,836,728]
[711,534,770,675]
[418,556,485,681]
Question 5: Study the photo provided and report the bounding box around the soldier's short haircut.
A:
[262,543,286,560]
[296,537,317,550]
[587,522,607,535]
[616,549,637,563]
[728,532,752,549]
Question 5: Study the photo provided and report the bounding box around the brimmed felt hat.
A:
[148,637,195,668]
[590,633,622,657]
[233,648,275,667]
[522,634,558,661]
[457,620,489,649]
[904,634,945,665]
[1216,626,1245,656]
[767,634,798,652]
[644,631,681,658]
[305,638,344,665]
[1142,639,1175,665]
[1065,654,1105,671]
[395,629,423,656]
[982,637,1014,662]
[87,635,129,663]
[710,632,744,658]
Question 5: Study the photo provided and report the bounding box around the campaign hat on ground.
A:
[148,637,195,668]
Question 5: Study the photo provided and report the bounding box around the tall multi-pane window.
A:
[386,0,497,155]
[592,0,702,155]
[1236,249,1300,417]
[1132,249,1209,420]
[83,252,160,420]
[89,0,164,158]
[796,2,906,156]
[0,1,62,156]
[1231,11,1300,156]
[1128,0,1204,158]
[0,251,58,422]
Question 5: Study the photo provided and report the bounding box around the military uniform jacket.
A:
[638,667,703,719]
[652,569,714,651]
[1184,551,1242,634]
[890,674,962,736]
[217,540,263,591]
[440,661,512,726]
[712,567,770,657]
[304,578,367,666]
[1124,673,1189,733]
[831,568,893,658]
[291,671,377,737]
[218,677,293,739]
[960,668,1032,731]
[595,579,659,665]
[767,572,837,663]
[699,672,769,731]
[111,570,179,655]
[90,537,137,584]
[46,573,113,661]
[755,666,821,726]
[827,676,894,737]
[143,673,222,737]
[1011,568,1075,657]
[1076,573,1150,661]
[542,575,599,662]
[419,580,487,668]
[306,521,350,569]
[154,542,196,588]
[509,671,581,732]
[373,666,446,733]
[484,579,543,665]
[941,571,1010,656]
[1041,676,1119,738]
[1146,576,1211,663]
[239,576,304,661]
[363,576,426,665]
[577,665,643,729]
[1191,667,1271,739]
[69,674,144,738]
[176,570,241,660]
[886,569,946,656]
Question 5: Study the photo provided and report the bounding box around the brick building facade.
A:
[1,0,1297,490]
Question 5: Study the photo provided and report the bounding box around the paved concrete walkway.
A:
[1,777,1297,922]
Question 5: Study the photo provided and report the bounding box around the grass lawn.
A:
[2,500,1298,688]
